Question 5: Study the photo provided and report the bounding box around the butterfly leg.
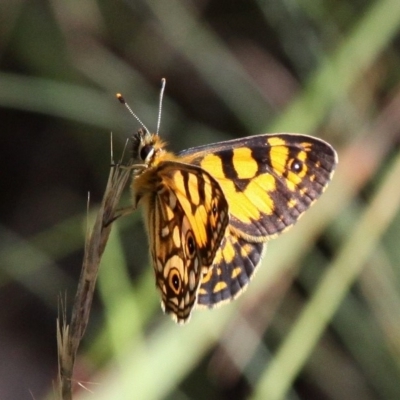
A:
[114,163,148,174]
[103,205,136,227]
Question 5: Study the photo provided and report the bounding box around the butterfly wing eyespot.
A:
[185,231,196,259]
[288,158,303,173]
[168,269,182,293]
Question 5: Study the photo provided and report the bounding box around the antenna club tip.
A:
[116,93,125,104]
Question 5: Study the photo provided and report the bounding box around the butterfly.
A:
[118,84,338,324]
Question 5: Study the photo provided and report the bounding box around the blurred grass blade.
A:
[142,0,269,128]
[269,0,400,133]
[0,72,125,130]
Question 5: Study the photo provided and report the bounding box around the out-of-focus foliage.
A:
[1,0,400,399]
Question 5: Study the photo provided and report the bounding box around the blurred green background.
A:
[1,0,400,399]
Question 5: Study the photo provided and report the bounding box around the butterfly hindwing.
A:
[149,161,229,323]
[197,234,267,307]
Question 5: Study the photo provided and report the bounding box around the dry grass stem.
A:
[56,158,132,399]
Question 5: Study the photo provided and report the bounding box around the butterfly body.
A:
[130,128,337,323]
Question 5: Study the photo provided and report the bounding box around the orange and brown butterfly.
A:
[117,80,338,324]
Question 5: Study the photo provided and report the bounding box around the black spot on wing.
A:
[251,146,271,175]
[198,172,206,204]
[181,170,197,215]
[220,149,238,180]
[217,148,255,191]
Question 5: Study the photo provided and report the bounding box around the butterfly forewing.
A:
[180,134,337,240]
[149,161,229,323]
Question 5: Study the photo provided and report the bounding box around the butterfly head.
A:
[131,128,166,167]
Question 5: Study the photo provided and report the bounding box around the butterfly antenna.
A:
[156,78,166,135]
[116,93,150,134]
